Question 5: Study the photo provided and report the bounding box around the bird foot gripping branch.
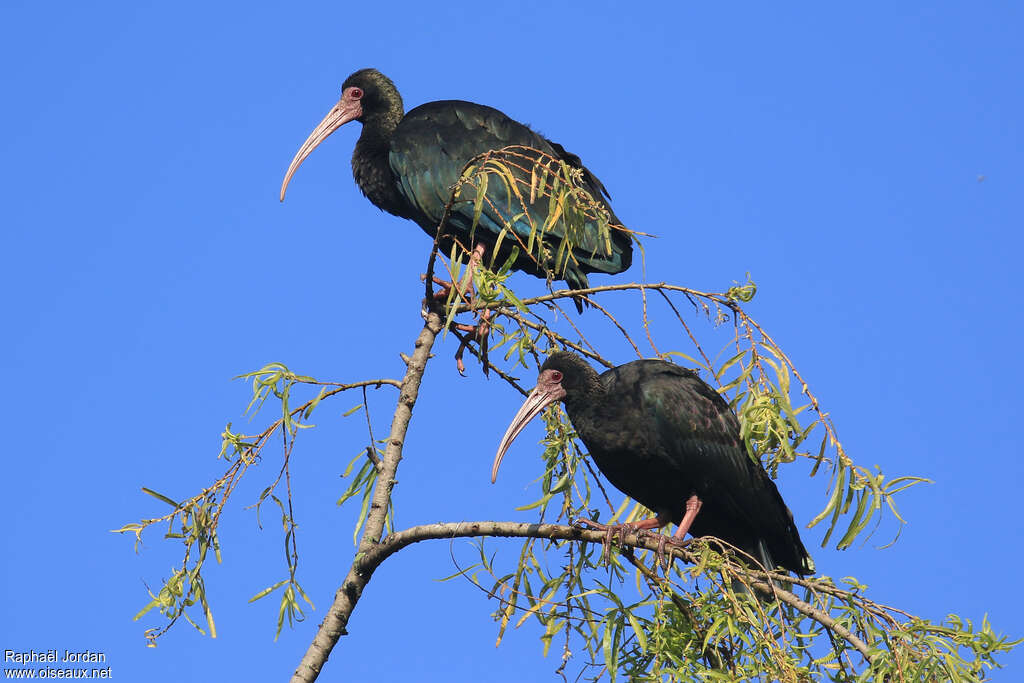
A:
[420,266,492,375]
[572,517,681,569]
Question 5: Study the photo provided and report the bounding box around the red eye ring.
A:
[349,87,363,99]
[550,370,563,382]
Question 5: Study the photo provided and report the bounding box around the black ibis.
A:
[492,352,814,576]
[280,69,632,305]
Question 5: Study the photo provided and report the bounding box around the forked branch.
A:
[290,312,443,683]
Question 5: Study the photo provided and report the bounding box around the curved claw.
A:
[570,517,683,569]
[602,526,614,564]
[656,535,669,573]
[572,517,607,530]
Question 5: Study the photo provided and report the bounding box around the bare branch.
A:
[289,313,444,683]
[455,282,743,314]
[349,520,875,663]
[360,387,383,471]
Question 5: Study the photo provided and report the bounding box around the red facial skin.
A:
[280,86,365,201]
[492,369,565,483]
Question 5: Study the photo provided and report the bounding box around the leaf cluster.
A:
[114,365,399,641]
[113,150,1019,682]
[454,145,625,282]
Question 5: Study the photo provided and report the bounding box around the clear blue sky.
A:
[2,2,1022,680]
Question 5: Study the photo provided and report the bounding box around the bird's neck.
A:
[562,375,610,441]
[351,110,414,219]
[566,386,647,468]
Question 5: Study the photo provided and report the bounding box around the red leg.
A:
[424,242,487,305]
[574,512,671,535]
[454,307,491,337]
[628,516,667,531]
[672,495,703,540]
[427,275,455,300]
[452,243,493,375]
[459,243,486,303]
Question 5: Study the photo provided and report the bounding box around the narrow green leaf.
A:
[602,618,615,679]
[141,488,180,508]
[471,174,488,234]
[249,580,288,603]
[836,489,872,549]
[715,349,749,380]
[626,611,648,653]
[810,433,828,476]
[810,465,845,529]
[133,598,160,622]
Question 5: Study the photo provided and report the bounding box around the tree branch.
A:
[342,520,875,664]
[289,312,443,683]
[453,282,743,314]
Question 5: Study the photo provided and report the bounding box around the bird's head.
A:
[491,352,598,483]
[280,68,403,201]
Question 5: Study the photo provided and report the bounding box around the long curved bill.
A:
[279,98,362,202]
[491,384,566,483]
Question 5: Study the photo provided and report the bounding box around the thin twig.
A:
[361,387,382,471]
[450,328,530,395]
[579,294,644,358]
[497,307,611,368]
[656,289,717,379]
[289,313,444,683]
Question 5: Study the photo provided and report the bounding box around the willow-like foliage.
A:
[115,148,1018,680]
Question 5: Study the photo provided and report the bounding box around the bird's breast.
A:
[351,136,416,221]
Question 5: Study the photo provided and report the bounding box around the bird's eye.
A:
[550,371,563,382]
[349,87,363,99]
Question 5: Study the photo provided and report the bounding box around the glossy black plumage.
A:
[495,352,814,575]
[282,69,632,292]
